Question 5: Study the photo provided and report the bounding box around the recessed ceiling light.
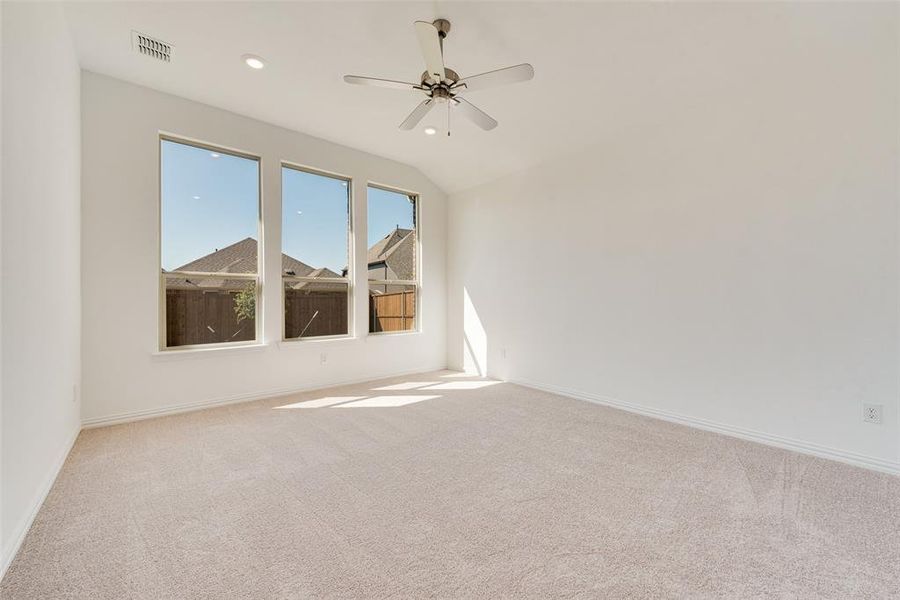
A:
[209,152,220,158]
[424,127,437,136]
[242,54,265,70]
[192,195,200,200]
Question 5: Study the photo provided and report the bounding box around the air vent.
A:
[132,31,172,62]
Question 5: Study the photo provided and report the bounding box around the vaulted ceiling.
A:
[64,2,890,193]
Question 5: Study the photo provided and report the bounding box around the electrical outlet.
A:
[320,353,327,365]
[862,403,883,424]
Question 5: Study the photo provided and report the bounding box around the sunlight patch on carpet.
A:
[423,381,501,390]
[335,395,441,408]
[371,381,441,391]
[274,396,366,409]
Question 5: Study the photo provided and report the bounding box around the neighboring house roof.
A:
[173,237,313,275]
[288,267,345,292]
[306,267,340,278]
[165,233,414,293]
[367,228,412,264]
[343,228,416,282]
[166,237,336,291]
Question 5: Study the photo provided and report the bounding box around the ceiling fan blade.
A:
[452,97,498,130]
[399,99,435,130]
[414,21,445,83]
[456,64,534,93]
[343,75,421,91]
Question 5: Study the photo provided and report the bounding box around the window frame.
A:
[366,182,421,336]
[157,134,263,352]
[280,161,354,342]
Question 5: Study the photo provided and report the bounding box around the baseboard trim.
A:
[1,425,80,581]
[510,378,900,476]
[82,365,448,428]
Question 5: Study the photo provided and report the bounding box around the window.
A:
[282,165,351,339]
[160,138,260,349]
[367,185,418,333]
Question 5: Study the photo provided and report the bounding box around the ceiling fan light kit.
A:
[344,19,534,135]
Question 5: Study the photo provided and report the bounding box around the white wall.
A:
[0,0,4,566]
[1,1,82,573]
[448,7,899,471]
[81,72,447,424]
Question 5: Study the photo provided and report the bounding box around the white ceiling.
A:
[63,2,886,193]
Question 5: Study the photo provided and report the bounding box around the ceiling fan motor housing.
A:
[431,87,453,103]
[421,67,460,89]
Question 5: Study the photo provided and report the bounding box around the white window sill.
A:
[152,342,268,361]
[366,330,422,339]
[278,336,357,349]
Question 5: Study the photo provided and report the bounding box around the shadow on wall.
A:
[272,376,501,409]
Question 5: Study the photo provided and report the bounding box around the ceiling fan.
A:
[344,19,534,135]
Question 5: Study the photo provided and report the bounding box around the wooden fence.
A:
[284,290,348,338]
[369,290,416,333]
[166,289,255,347]
[166,288,412,345]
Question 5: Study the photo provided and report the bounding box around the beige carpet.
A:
[2,370,899,599]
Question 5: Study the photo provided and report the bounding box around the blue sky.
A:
[282,168,349,272]
[162,139,416,273]
[283,178,415,272]
[367,186,416,248]
[161,140,259,271]
[283,174,415,273]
